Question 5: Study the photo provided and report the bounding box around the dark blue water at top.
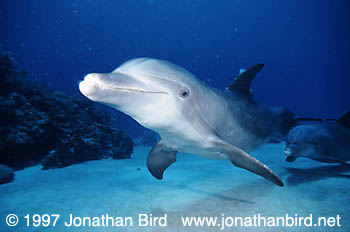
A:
[0,0,349,122]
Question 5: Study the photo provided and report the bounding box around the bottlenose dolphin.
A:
[79,58,294,186]
[285,112,350,164]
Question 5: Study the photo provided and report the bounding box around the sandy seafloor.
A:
[0,143,349,232]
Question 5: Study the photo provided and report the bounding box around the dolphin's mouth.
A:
[101,84,168,95]
[79,73,168,98]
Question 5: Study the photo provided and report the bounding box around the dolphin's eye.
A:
[180,89,190,98]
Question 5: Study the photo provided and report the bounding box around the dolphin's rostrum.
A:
[79,58,294,186]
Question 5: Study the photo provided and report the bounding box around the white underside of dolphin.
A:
[79,58,291,186]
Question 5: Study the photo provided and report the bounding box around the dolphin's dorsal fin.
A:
[228,64,264,95]
[338,110,350,129]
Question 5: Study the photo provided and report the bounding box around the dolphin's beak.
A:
[284,147,297,162]
[79,72,148,102]
[79,72,169,117]
[79,73,101,101]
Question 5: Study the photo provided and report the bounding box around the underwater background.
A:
[0,0,349,231]
[1,0,349,137]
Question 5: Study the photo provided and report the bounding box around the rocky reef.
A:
[0,164,14,184]
[133,130,160,147]
[0,52,133,176]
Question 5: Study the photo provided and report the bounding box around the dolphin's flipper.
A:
[215,139,284,186]
[147,141,177,179]
[228,63,264,95]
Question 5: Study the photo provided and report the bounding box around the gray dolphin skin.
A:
[285,120,350,165]
[79,58,294,186]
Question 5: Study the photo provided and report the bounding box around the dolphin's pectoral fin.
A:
[215,140,283,186]
[147,141,177,180]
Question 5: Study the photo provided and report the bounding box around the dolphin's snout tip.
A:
[83,73,100,82]
[79,73,101,99]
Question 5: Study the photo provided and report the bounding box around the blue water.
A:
[1,1,348,117]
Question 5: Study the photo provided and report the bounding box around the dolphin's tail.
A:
[338,110,350,128]
[295,108,350,129]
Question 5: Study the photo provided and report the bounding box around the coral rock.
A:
[0,52,133,170]
[0,164,14,184]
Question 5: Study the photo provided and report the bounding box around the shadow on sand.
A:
[285,164,350,185]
